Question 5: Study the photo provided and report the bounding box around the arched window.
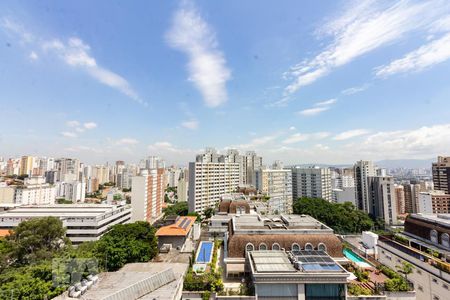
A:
[246,243,254,253]
[272,243,281,251]
[318,243,327,252]
[259,243,267,250]
[305,243,314,251]
[431,230,438,243]
[292,243,300,252]
[442,233,450,248]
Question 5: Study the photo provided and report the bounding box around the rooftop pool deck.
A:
[343,248,372,268]
[195,241,214,264]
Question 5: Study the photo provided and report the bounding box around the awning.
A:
[227,264,245,274]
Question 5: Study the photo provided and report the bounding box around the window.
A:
[259,243,267,250]
[433,295,439,300]
[431,229,438,243]
[272,243,281,251]
[318,243,327,252]
[442,233,449,248]
[443,284,449,290]
[292,243,300,252]
[245,243,254,253]
[432,278,438,284]
[305,243,314,251]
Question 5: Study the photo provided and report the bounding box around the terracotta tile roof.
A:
[0,229,11,237]
[156,216,196,237]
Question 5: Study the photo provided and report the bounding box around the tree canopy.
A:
[163,201,189,216]
[293,197,374,234]
[0,217,159,299]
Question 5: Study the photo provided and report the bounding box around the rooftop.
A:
[249,250,347,275]
[0,204,129,219]
[410,213,450,226]
[232,214,332,233]
[156,216,196,237]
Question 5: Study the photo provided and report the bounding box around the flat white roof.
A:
[0,204,128,218]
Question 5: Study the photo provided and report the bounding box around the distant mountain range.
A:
[375,158,434,169]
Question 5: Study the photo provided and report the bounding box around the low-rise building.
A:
[224,214,343,277]
[0,204,131,244]
[155,216,197,250]
[248,250,348,300]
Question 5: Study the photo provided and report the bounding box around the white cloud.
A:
[65,145,102,153]
[282,133,309,144]
[297,106,330,116]
[66,120,80,127]
[289,126,296,131]
[316,98,337,106]
[42,38,145,105]
[0,17,34,43]
[333,129,370,140]
[283,1,441,95]
[375,32,450,77]
[181,119,199,130]
[61,131,77,138]
[341,84,370,95]
[166,2,231,107]
[283,132,330,144]
[28,51,38,61]
[116,138,139,145]
[83,122,97,129]
[346,124,450,159]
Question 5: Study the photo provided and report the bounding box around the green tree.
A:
[95,221,158,271]
[6,217,68,265]
[396,261,414,281]
[163,201,189,216]
[203,207,215,219]
[293,197,373,234]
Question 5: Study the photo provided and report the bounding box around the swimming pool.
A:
[196,241,213,264]
[343,248,371,268]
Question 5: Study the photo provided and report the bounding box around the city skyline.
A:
[1,0,450,165]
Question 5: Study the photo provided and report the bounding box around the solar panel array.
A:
[179,218,191,230]
[251,251,296,273]
[294,250,344,273]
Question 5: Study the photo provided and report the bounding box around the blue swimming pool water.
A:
[196,241,213,263]
[343,248,371,267]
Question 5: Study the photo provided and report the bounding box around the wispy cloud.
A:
[181,119,199,130]
[1,18,145,106]
[341,83,370,95]
[297,98,337,116]
[61,131,77,138]
[83,122,97,129]
[316,98,337,106]
[297,106,330,116]
[42,38,146,105]
[333,129,370,140]
[116,138,139,145]
[166,2,231,107]
[283,132,330,144]
[283,1,441,95]
[375,32,450,77]
[66,120,80,127]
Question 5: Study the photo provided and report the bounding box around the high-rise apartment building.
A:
[55,158,81,182]
[432,156,450,193]
[418,190,450,214]
[367,176,397,225]
[19,155,35,176]
[291,166,332,202]
[244,151,262,186]
[255,167,293,214]
[403,183,421,213]
[354,160,376,212]
[131,168,165,223]
[394,184,405,215]
[188,160,240,214]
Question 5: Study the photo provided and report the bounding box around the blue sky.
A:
[1,0,450,166]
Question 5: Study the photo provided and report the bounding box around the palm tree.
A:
[396,261,414,281]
